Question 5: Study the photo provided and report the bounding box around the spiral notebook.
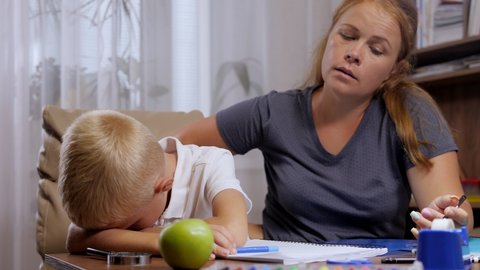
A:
[226,239,388,265]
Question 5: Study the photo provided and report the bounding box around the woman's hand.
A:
[410,194,468,238]
[408,152,473,238]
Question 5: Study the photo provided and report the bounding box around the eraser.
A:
[431,218,454,230]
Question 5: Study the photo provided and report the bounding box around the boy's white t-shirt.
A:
[156,137,252,227]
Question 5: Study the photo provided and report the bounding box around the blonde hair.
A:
[58,110,164,229]
[302,0,443,168]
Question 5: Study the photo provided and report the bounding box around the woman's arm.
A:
[408,151,473,231]
[66,223,161,254]
[177,115,232,151]
[204,189,249,257]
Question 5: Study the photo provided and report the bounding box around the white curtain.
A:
[0,0,336,268]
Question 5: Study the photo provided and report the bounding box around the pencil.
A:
[443,194,467,219]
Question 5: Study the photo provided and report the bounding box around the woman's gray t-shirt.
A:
[217,86,457,242]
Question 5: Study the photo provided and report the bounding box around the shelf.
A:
[413,35,480,68]
[411,66,480,88]
[410,35,480,87]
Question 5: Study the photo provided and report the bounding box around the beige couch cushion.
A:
[36,105,204,258]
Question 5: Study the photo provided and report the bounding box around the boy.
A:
[58,110,251,257]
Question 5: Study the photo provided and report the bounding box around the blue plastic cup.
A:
[417,230,464,270]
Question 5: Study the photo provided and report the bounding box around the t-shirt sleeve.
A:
[216,94,271,155]
[204,148,253,214]
[404,92,458,169]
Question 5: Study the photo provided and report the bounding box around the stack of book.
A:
[411,54,480,79]
[432,0,464,44]
[416,0,465,48]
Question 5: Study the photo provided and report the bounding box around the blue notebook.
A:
[324,237,480,256]
[469,237,480,253]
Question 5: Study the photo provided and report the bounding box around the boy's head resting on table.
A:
[58,110,172,230]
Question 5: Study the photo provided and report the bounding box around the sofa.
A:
[36,105,204,266]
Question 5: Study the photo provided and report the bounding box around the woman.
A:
[179,0,473,242]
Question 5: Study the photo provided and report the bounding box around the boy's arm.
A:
[204,188,249,256]
[66,223,161,254]
[66,187,248,257]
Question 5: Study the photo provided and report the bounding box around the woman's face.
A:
[321,1,401,101]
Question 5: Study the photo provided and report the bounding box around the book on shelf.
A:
[468,0,480,36]
[411,54,480,79]
[225,239,388,265]
[411,59,465,78]
[416,0,438,48]
[463,54,480,68]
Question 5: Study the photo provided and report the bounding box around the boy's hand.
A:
[206,223,237,258]
[206,189,249,259]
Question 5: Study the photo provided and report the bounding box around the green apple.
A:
[159,219,214,269]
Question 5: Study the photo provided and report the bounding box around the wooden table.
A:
[46,252,480,270]
[45,253,177,270]
[45,253,422,270]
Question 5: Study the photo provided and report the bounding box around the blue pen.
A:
[326,259,373,265]
[236,246,279,253]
